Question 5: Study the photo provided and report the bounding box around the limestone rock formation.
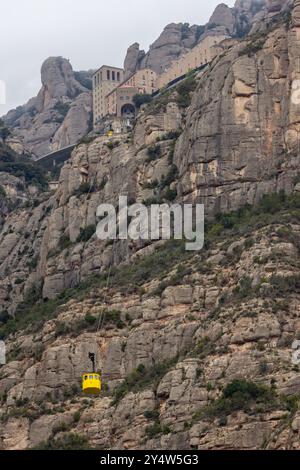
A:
[0,0,299,315]
[125,23,201,76]
[206,0,268,38]
[0,205,300,449]
[175,0,298,214]
[267,0,288,12]
[124,43,146,80]
[208,3,236,34]
[2,57,93,158]
[124,1,268,77]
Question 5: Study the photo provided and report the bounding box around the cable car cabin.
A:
[82,373,101,395]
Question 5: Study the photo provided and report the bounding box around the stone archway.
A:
[121,103,136,119]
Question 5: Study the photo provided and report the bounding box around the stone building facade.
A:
[93,35,227,127]
[93,65,124,125]
[106,69,157,117]
[157,35,227,89]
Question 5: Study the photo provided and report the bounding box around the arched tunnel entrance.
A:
[121,103,136,119]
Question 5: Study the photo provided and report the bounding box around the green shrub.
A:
[160,164,178,189]
[176,77,197,108]
[160,130,182,141]
[0,310,9,325]
[55,309,125,338]
[99,177,107,190]
[0,120,12,140]
[193,337,216,359]
[164,187,177,201]
[32,344,44,362]
[77,135,97,146]
[144,410,160,421]
[168,141,176,164]
[145,89,172,115]
[58,234,72,251]
[103,309,124,329]
[193,379,277,421]
[133,94,152,108]
[106,140,120,150]
[27,256,39,270]
[76,225,96,243]
[73,411,81,423]
[0,157,48,190]
[239,39,265,57]
[270,275,300,296]
[84,314,97,326]
[33,433,91,450]
[145,422,171,438]
[142,195,163,206]
[0,185,6,198]
[53,101,70,117]
[234,276,253,299]
[146,145,161,162]
[113,357,178,405]
[73,182,95,196]
[259,361,268,375]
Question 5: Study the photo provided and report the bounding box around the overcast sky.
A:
[0,0,234,116]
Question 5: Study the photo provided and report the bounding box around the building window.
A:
[112,71,115,81]
[107,70,110,80]
[117,72,120,81]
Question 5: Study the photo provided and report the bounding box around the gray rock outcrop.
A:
[124,1,269,77]
[2,57,93,158]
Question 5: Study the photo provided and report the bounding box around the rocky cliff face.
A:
[123,0,268,77]
[0,139,48,224]
[0,0,298,323]
[2,57,93,158]
[1,197,300,450]
[175,0,298,215]
[127,23,203,76]
[0,0,300,451]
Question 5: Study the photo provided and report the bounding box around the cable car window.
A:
[89,375,93,379]
[84,375,88,380]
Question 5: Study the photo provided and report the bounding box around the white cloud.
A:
[0,80,6,105]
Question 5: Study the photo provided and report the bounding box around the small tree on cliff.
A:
[133,93,152,109]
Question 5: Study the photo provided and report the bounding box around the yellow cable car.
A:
[106,130,114,137]
[82,353,101,395]
[82,373,101,395]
